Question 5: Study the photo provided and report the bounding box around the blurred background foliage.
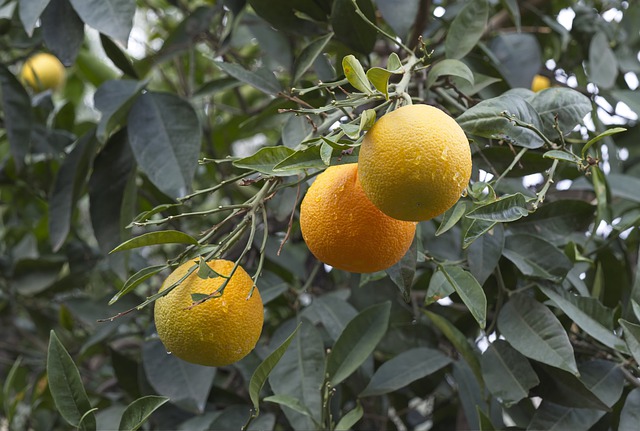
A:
[1,0,640,430]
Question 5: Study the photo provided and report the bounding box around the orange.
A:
[20,53,66,92]
[300,163,416,273]
[357,104,471,221]
[153,259,263,367]
[531,74,551,92]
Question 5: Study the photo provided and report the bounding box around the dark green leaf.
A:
[488,33,540,89]
[41,0,84,65]
[500,0,520,31]
[463,219,497,249]
[110,230,198,253]
[263,395,313,418]
[376,0,420,39]
[511,200,595,243]
[300,294,357,341]
[425,270,454,305]
[619,319,640,366]
[292,33,334,86]
[49,130,99,252]
[233,146,295,175]
[119,396,169,431]
[95,80,145,142]
[579,360,624,408]
[445,0,488,59]
[335,402,363,431]
[19,0,51,36]
[342,55,372,94]
[530,88,591,137]
[467,223,504,285]
[128,92,201,198]
[481,340,539,406]
[581,127,627,158]
[249,323,301,414]
[452,360,486,430]
[440,266,487,328]
[620,389,640,431]
[436,201,468,236]
[68,0,134,45]
[477,406,496,431]
[527,401,605,431]
[426,59,474,90]
[543,150,581,163]
[611,90,640,115]
[0,65,32,170]
[456,93,545,148]
[47,331,96,429]
[588,32,618,89]
[538,284,628,353]
[142,337,215,414]
[497,294,578,375]
[467,193,529,222]
[214,60,281,95]
[100,34,138,78]
[503,234,572,281]
[532,363,610,411]
[326,302,391,385]
[331,0,377,54]
[360,347,451,397]
[423,310,482,384]
[386,238,417,302]
[269,321,324,429]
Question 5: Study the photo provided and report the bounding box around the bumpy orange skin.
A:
[153,259,263,367]
[300,163,416,273]
[357,104,472,222]
[20,53,66,92]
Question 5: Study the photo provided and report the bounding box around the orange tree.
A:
[2,0,640,429]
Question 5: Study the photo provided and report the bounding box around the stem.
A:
[500,112,556,148]
[433,87,467,112]
[492,147,528,188]
[131,204,251,227]
[349,0,414,55]
[533,159,559,209]
[178,171,254,202]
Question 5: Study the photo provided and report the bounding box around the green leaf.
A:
[467,223,504,285]
[142,337,215,414]
[264,394,313,418]
[214,60,282,95]
[326,302,391,386]
[423,310,482,384]
[533,363,611,411]
[611,90,640,115]
[0,65,33,170]
[425,270,454,305]
[538,284,628,353]
[111,230,198,253]
[452,360,486,430]
[100,34,138,78]
[94,79,145,142]
[291,32,334,86]
[445,0,488,59]
[386,238,416,302]
[581,127,626,158]
[360,347,452,397]
[497,294,578,375]
[127,92,202,199]
[481,340,539,406]
[500,0,520,32]
[41,0,84,65]
[269,321,324,429]
[440,266,487,328]
[456,93,545,148]
[68,0,135,45]
[530,87,591,136]
[620,389,640,431]
[331,0,377,54]
[233,146,295,175]
[477,406,496,431]
[502,234,572,281]
[467,193,529,222]
[358,109,377,134]
[249,322,301,414]
[49,130,99,252]
[342,55,372,94]
[335,402,363,431]
[301,294,358,341]
[436,201,468,236]
[511,200,595,243]
[528,401,605,430]
[110,265,167,304]
[543,150,582,163]
[588,32,618,89]
[463,219,497,249]
[119,396,169,431]
[579,360,624,408]
[619,319,640,366]
[426,59,474,90]
[19,0,50,36]
[47,331,96,429]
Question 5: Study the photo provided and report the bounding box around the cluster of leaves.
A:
[2,0,640,430]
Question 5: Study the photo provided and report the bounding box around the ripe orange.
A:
[153,259,263,367]
[300,163,416,273]
[357,104,471,222]
[531,74,551,92]
[20,53,66,92]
